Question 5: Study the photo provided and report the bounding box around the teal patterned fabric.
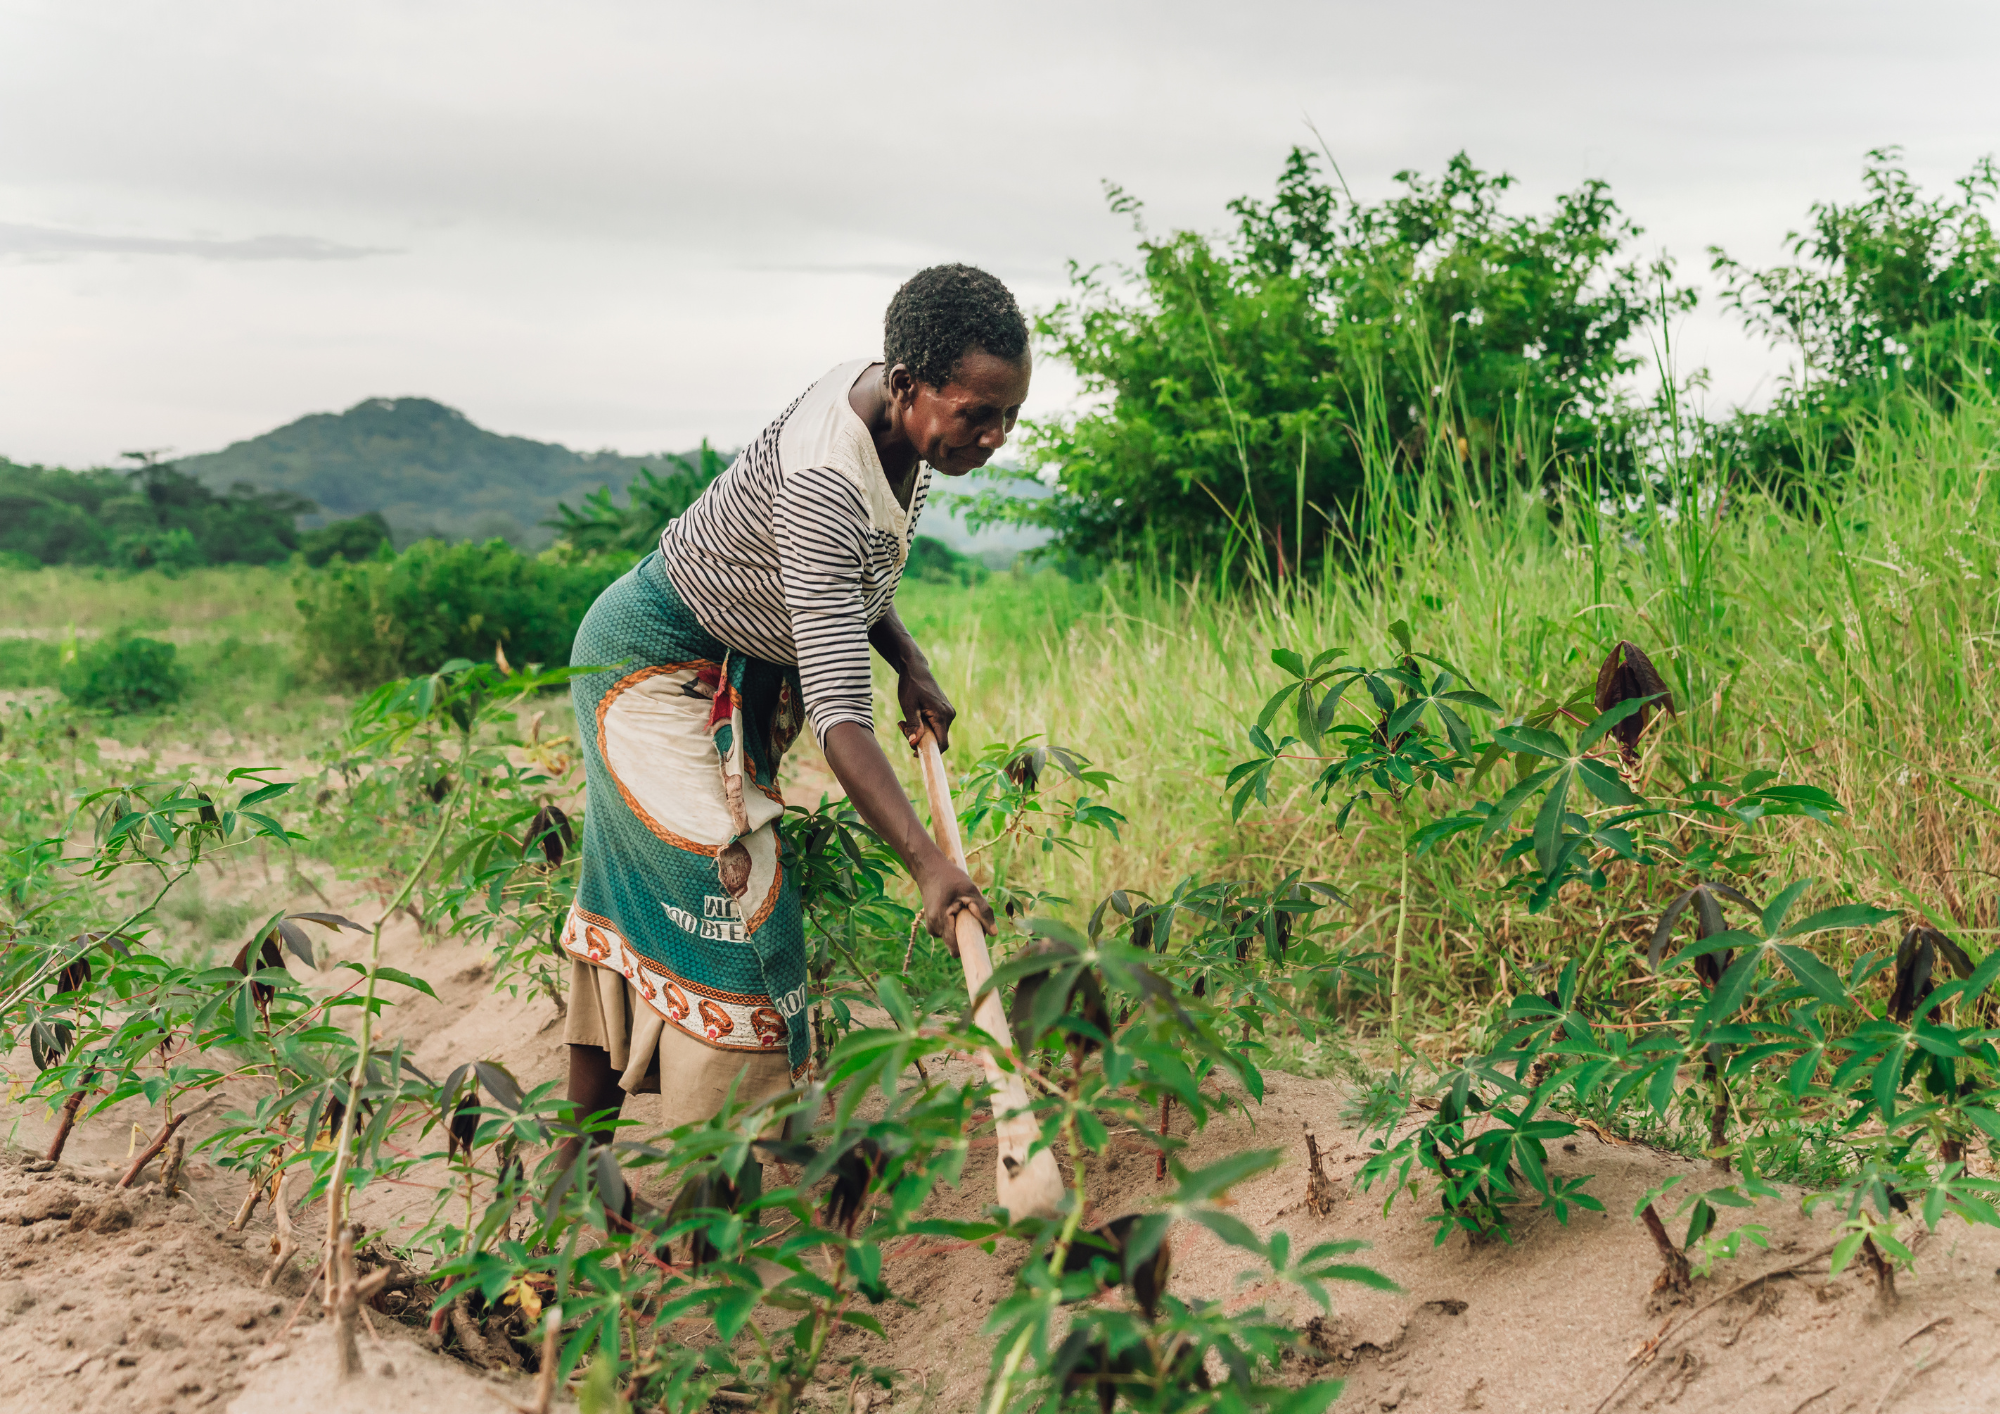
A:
[563,552,810,1073]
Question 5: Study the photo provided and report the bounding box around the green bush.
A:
[296,538,624,685]
[1710,149,2000,485]
[969,148,1683,566]
[300,511,394,567]
[58,631,188,713]
[902,534,987,585]
[0,638,60,689]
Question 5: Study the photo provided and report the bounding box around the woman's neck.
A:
[850,363,921,509]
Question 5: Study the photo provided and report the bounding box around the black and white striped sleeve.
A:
[771,465,875,744]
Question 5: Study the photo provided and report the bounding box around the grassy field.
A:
[6,384,1997,1058]
[895,386,2000,1061]
[0,563,341,753]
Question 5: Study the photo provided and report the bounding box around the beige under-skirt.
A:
[563,958,796,1131]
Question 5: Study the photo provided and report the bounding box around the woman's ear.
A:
[885,363,921,410]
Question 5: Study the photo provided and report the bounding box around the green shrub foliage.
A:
[969,149,1684,567]
[58,631,188,713]
[295,537,623,684]
[1711,148,2000,483]
[299,511,394,567]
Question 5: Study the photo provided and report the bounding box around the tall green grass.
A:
[893,378,2000,1053]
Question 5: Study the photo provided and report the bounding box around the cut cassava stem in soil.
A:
[1303,1126,1336,1217]
[161,1133,186,1196]
[265,1164,301,1285]
[329,1223,393,1380]
[1638,1203,1691,1291]
[118,1110,188,1188]
[1862,1236,1898,1308]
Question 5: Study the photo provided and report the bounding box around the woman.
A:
[557,263,1028,1146]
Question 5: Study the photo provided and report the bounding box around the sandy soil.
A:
[7,865,2000,1414]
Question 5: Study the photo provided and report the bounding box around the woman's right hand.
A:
[919,860,994,956]
[818,720,995,957]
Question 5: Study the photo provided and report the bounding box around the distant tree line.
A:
[0,453,392,570]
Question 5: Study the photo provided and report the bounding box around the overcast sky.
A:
[3,0,1997,469]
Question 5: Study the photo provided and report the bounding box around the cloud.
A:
[0,223,397,262]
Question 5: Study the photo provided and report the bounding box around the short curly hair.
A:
[883,264,1029,389]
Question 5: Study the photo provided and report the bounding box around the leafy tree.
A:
[970,149,1687,568]
[1710,147,2000,480]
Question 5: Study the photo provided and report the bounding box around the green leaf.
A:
[1384,698,1428,738]
[1268,1381,1347,1414]
[1663,929,1760,972]
[1576,697,1654,752]
[1532,770,1574,873]
[1478,767,1559,845]
[1256,683,1302,733]
[1189,1208,1264,1253]
[1438,689,1504,715]
[1493,725,1570,759]
[1170,1149,1284,1204]
[1697,954,1760,1029]
[336,962,437,998]
[1271,648,1307,679]
[1960,948,2000,1004]
[1771,944,1848,1007]
[1387,619,1413,655]
[1760,879,1812,936]
[1781,904,1899,939]
[1576,758,1640,806]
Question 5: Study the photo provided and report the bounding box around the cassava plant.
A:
[1229,619,1499,1035]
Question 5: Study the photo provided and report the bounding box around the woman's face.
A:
[892,348,1032,476]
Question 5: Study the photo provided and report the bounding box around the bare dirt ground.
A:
[7,862,2000,1414]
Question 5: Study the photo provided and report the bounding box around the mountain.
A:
[175,397,702,549]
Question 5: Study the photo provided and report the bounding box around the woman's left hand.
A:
[896,667,957,751]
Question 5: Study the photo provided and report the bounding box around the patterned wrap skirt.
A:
[559,552,811,1125]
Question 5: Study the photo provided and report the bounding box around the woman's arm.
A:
[868,607,957,751]
[822,720,991,949]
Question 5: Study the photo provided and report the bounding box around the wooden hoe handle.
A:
[914,730,1065,1220]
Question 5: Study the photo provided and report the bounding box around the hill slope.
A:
[175,397,698,548]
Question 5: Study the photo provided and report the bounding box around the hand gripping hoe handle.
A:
[914,729,1065,1221]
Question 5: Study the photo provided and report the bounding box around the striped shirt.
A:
[659,359,931,745]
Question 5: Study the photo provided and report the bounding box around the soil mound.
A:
[8,914,2000,1412]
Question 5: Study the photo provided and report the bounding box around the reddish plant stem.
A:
[1704,1051,1731,1173]
[1638,1203,1691,1290]
[119,1112,188,1188]
[45,1082,92,1163]
[1156,1096,1171,1182]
